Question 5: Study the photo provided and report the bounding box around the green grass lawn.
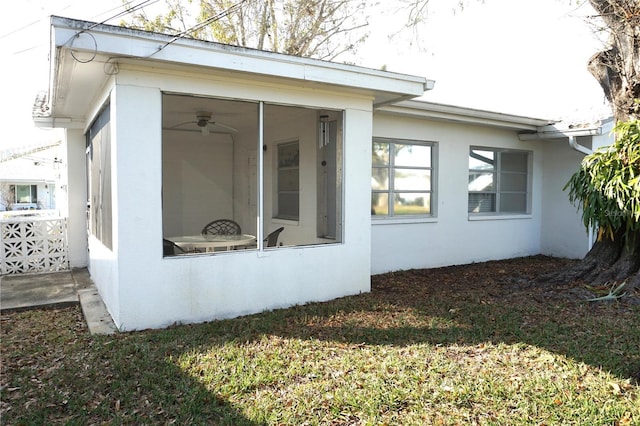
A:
[1,256,639,425]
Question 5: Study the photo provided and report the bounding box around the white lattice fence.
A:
[1,217,69,275]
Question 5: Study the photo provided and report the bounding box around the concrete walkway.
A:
[0,268,117,335]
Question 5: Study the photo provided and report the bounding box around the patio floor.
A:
[0,268,117,334]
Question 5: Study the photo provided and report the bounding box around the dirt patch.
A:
[372,255,640,312]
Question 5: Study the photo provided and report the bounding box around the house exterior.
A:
[34,16,611,331]
[0,141,65,212]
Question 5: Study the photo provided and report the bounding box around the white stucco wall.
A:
[65,129,88,268]
[370,113,546,274]
[539,139,591,259]
[83,67,373,330]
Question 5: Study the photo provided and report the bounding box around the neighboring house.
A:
[0,141,65,212]
[34,16,612,331]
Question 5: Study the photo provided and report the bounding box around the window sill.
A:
[468,214,532,221]
[371,216,438,225]
[273,218,299,226]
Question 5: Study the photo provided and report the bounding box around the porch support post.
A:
[65,128,88,268]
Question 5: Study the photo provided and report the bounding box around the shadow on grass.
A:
[2,256,638,424]
[224,255,640,381]
[0,307,262,425]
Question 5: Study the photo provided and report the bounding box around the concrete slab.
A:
[1,268,117,335]
[0,271,78,311]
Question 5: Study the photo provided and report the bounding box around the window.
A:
[86,104,113,249]
[16,185,37,203]
[371,139,434,217]
[276,140,300,220]
[161,94,344,254]
[468,147,530,214]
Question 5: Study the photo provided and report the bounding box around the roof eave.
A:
[379,99,554,131]
[44,15,431,119]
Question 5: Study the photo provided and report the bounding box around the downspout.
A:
[568,135,592,155]
[567,135,595,248]
[519,128,599,251]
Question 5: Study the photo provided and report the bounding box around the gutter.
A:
[518,127,600,155]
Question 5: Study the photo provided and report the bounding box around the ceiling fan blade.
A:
[210,122,238,133]
[162,127,232,135]
[169,120,197,129]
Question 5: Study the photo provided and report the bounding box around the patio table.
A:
[167,234,256,252]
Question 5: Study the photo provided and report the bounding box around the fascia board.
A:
[378,101,553,131]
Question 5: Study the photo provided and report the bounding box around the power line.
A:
[1,0,159,42]
[0,19,41,40]
[152,0,249,55]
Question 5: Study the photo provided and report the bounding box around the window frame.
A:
[371,138,436,219]
[468,146,532,216]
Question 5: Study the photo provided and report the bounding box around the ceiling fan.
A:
[169,111,238,135]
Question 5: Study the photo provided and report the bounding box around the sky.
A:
[0,0,610,149]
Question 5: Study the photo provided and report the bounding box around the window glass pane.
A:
[468,172,494,191]
[500,173,527,192]
[501,152,528,172]
[468,193,496,213]
[500,193,527,212]
[372,141,389,165]
[277,140,299,220]
[16,185,31,203]
[371,168,389,190]
[278,169,299,191]
[469,150,494,170]
[395,144,431,167]
[278,142,299,167]
[278,193,299,219]
[394,193,430,215]
[371,193,388,216]
[395,169,430,190]
[87,104,112,249]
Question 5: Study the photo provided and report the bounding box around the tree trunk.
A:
[545,1,640,299]
[540,230,640,288]
[628,269,640,291]
[587,0,640,123]
[539,237,621,285]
